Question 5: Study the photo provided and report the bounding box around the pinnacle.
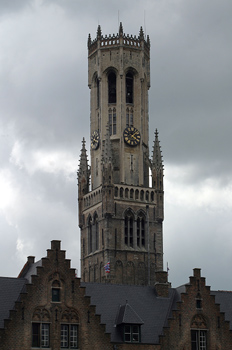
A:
[119,22,123,35]
[152,129,163,169]
[78,138,89,180]
[97,24,102,38]
[88,34,91,48]
[139,26,144,40]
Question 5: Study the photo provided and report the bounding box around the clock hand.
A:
[131,131,139,139]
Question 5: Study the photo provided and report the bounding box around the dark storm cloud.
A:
[150,0,232,183]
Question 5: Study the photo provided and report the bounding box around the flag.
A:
[104,261,110,273]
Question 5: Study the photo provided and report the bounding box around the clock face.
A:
[123,127,141,146]
[91,131,100,150]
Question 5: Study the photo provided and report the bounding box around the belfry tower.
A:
[78,24,164,285]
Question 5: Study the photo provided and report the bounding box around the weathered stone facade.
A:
[78,24,164,285]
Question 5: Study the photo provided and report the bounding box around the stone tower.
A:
[78,24,164,285]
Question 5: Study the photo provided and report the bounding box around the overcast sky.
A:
[0,0,232,290]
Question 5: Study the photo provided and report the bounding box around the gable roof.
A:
[81,282,178,344]
[116,302,144,325]
[0,277,27,329]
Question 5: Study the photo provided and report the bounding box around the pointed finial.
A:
[88,34,91,49]
[147,34,150,47]
[97,25,102,39]
[119,22,123,36]
[82,137,86,148]
[139,26,144,40]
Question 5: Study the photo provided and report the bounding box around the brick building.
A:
[0,241,232,349]
[0,24,232,349]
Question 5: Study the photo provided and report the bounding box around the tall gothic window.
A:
[88,216,92,254]
[125,211,134,247]
[108,72,116,103]
[126,72,133,104]
[96,78,100,108]
[93,214,99,251]
[137,214,145,247]
[126,107,133,127]
[109,108,116,135]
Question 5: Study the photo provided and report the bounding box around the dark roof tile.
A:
[0,277,27,329]
[81,282,176,344]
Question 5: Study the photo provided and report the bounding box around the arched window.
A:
[109,108,116,135]
[125,188,129,198]
[88,216,92,254]
[126,72,133,104]
[137,213,145,247]
[125,211,134,247]
[108,72,116,103]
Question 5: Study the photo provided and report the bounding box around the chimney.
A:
[155,271,169,298]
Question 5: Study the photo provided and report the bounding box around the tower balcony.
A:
[83,184,157,211]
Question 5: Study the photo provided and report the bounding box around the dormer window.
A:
[52,280,61,302]
[124,324,140,343]
[115,301,143,344]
